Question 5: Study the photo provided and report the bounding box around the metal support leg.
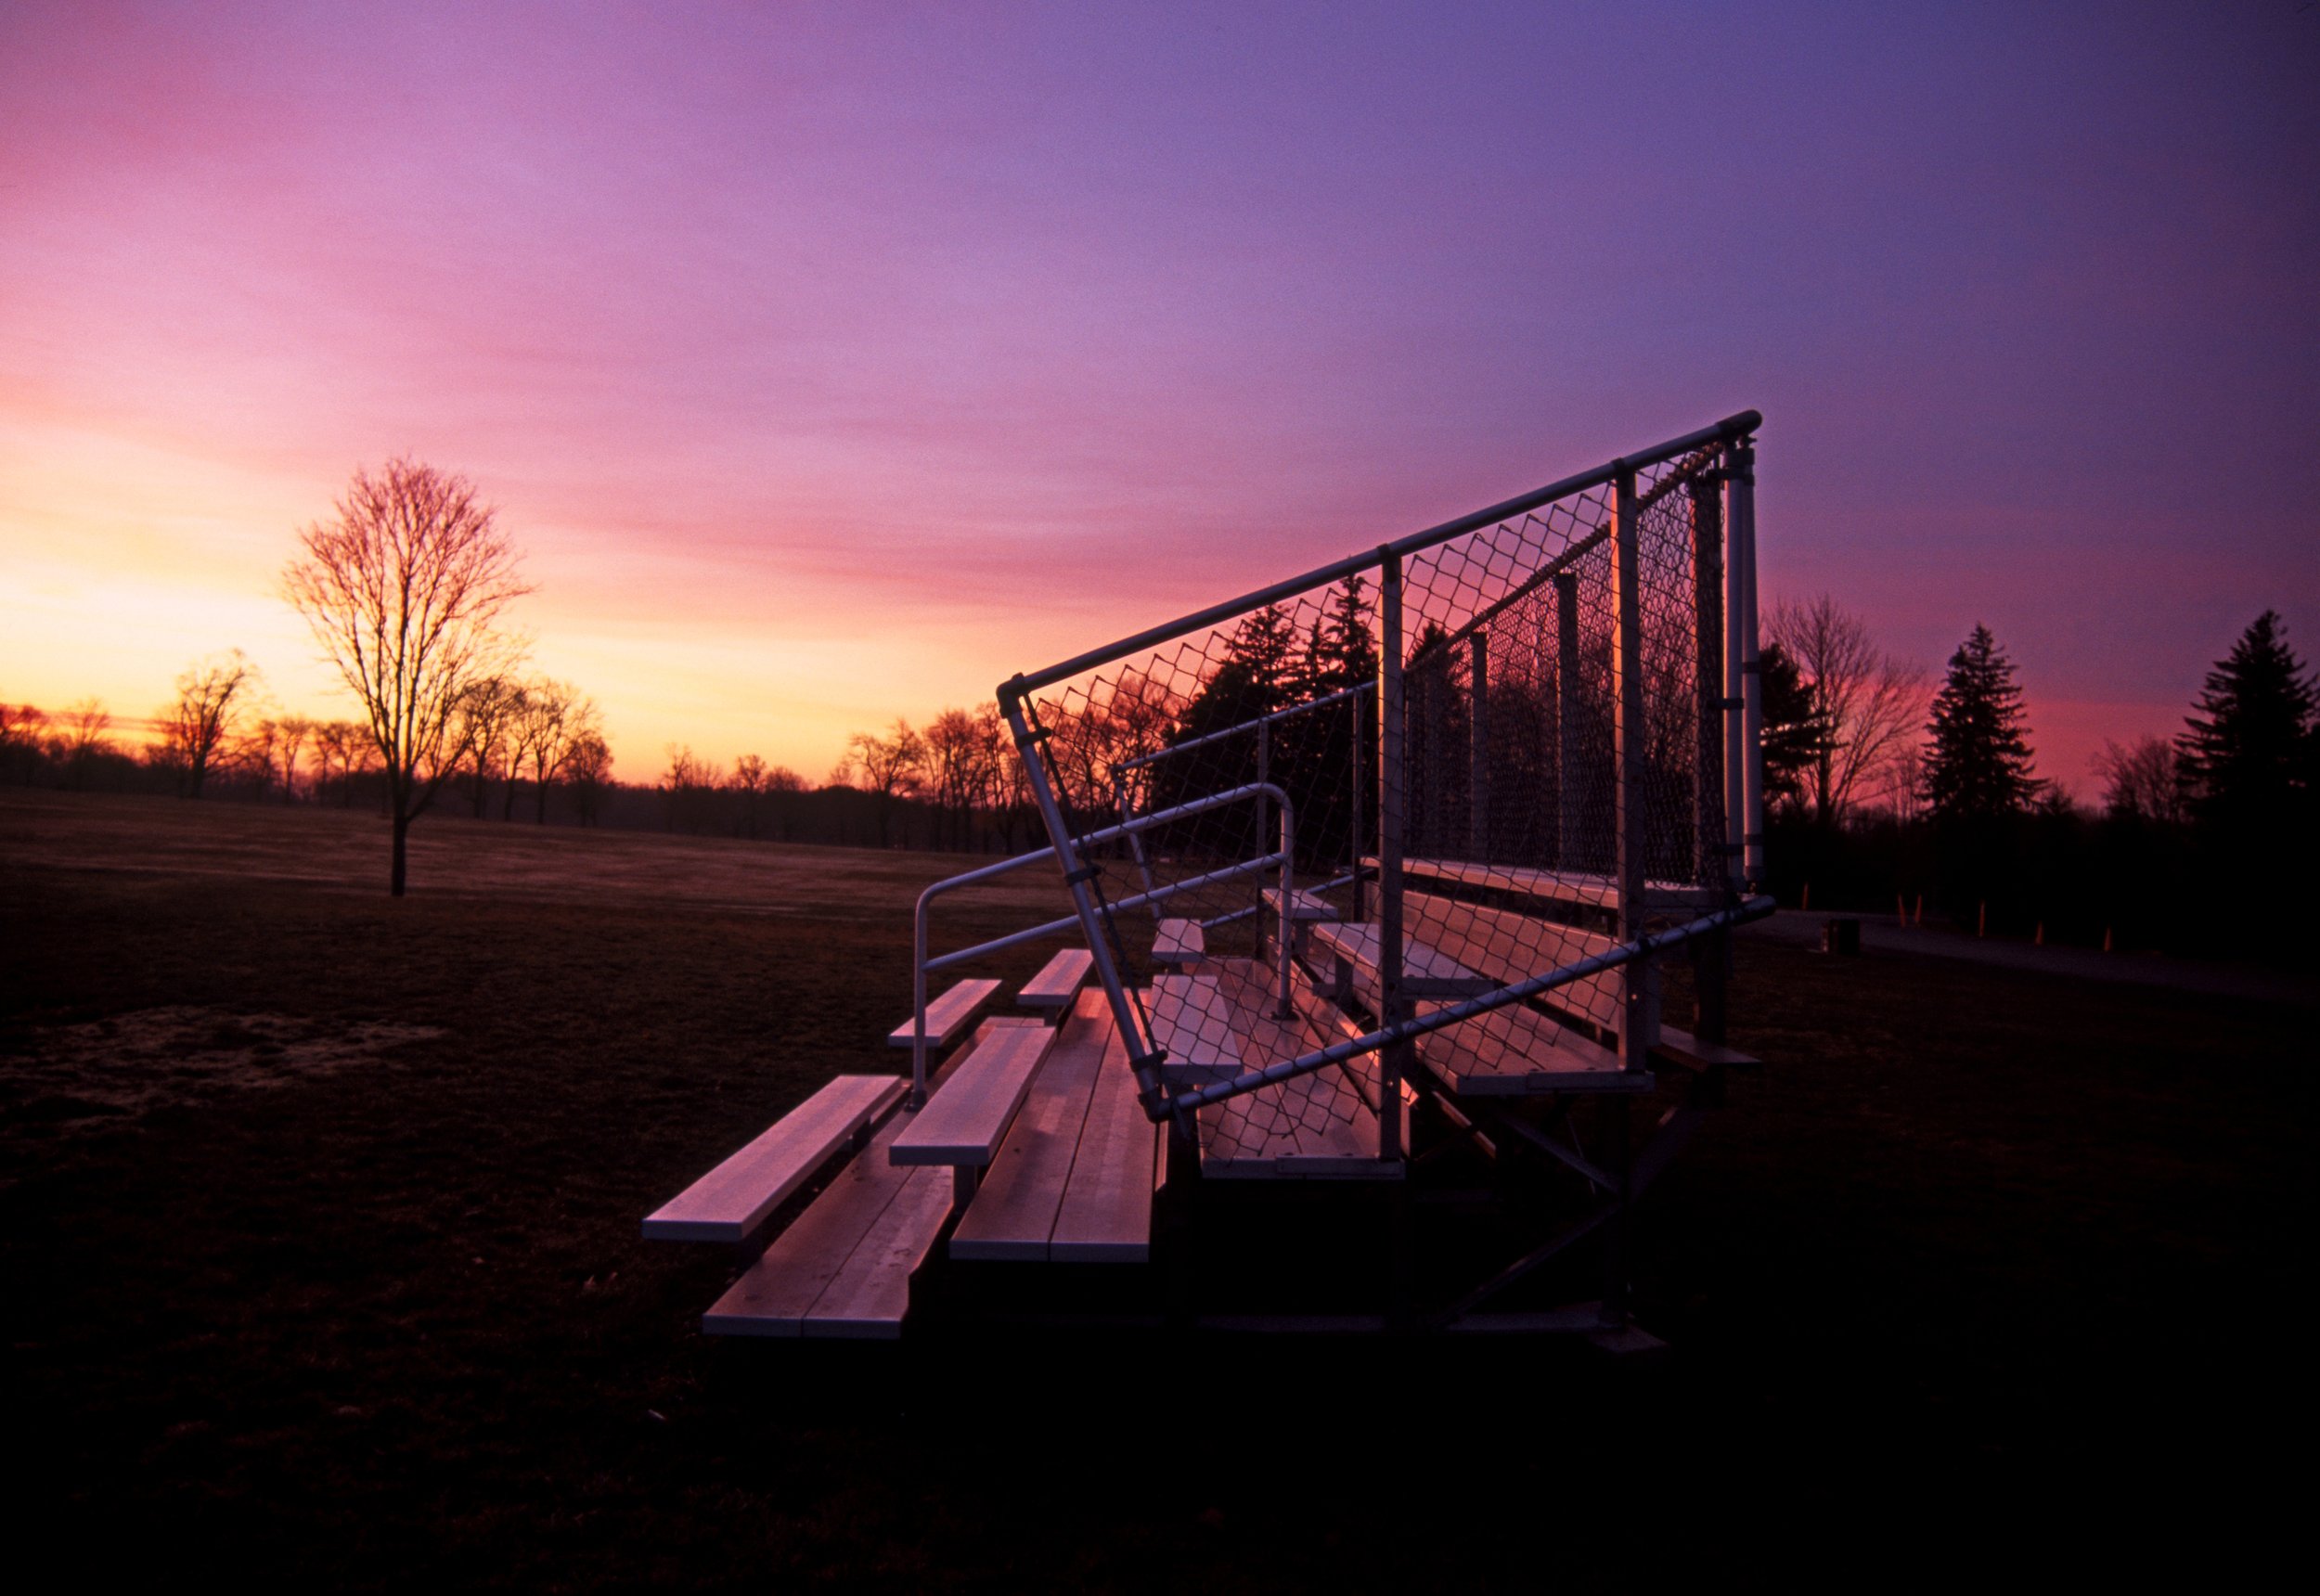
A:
[1554,571,1581,869]
[1598,1095,1631,1330]
[1377,547,1407,1163]
[1731,442,1764,888]
[1469,631,1489,863]
[1691,472,1725,890]
[1612,466,1656,1071]
[1349,694,1367,922]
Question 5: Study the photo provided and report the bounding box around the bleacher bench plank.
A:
[702,1090,949,1338]
[1019,947,1094,1013]
[888,977,1003,1049]
[641,1074,907,1243]
[1149,973,1244,1088]
[1050,1018,1166,1259]
[1261,885,1341,922]
[950,994,1113,1261]
[1192,960,1402,1180]
[1152,919,1205,968]
[1403,891,1626,1039]
[1306,919,1493,1000]
[1652,1027,1762,1073]
[889,1018,1055,1167]
[1373,856,1721,912]
[1411,1000,1648,1096]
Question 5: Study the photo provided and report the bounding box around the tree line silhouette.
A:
[1761,609,2317,959]
[6,455,2310,950]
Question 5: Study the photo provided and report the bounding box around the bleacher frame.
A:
[646,410,1773,1344]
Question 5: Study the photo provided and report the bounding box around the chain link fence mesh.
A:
[1014,436,1739,1165]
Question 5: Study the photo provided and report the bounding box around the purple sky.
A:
[3,1,2314,791]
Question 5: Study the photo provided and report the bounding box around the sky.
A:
[3,1,2314,795]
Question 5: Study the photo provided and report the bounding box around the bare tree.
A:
[762,763,807,841]
[163,652,256,798]
[565,732,613,826]
[310,719,371,805]
[511,679,596,823]
[237,717,283,799]
[282,458,532,895]
[845,718,926,846]
[450,675,524,818]
[275,714,313,803]
[662,744,725,834]
[54,699,115,791]
[1766,594,1927,826]
[923,706,999,851]
[0,702,50,785]
[2094,735,2185,823]
[730,753,768,838]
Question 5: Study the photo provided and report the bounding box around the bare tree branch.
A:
[282,458,532,895]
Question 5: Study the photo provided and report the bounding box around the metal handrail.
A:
[908,779,1296,1107]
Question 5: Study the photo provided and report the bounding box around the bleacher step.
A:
[888,978,1002,1050]
[951,990,1166,1263]
[641,1074,907,1243]
[1018,947,1095,1017]
[1152,918,1205,968]
[890,1018,1055,1168]
[702,1083,951,1339]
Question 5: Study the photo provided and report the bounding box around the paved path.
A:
[1741,909,2314,1006]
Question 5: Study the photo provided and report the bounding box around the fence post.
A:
[1256,717,1270,889]
[1612,463,1655,1072]
[1115,776,1164,928]
[1730,439,1765,887]
[1377,547,1407,1162]
[1691,471,1726,890]
[1349,692,1367,922]
[1553,571,1580,869]
[1469,632,1489,863]
[1000,687,1158,1109]
[1691,468,1731,1046]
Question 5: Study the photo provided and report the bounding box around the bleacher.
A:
[642,409,1774,1343]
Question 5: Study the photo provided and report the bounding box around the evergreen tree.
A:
[1224,604,1296,709]
[1757,641,1824,815]
[1921,624,2041,820]
[1317,573,1378,690]
[2175,610,2314,832]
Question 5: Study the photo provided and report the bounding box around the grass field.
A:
[2,788,2307,1589]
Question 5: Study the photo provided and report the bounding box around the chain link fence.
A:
[999,414,1763,1165]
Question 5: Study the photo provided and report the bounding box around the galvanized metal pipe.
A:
[924,848,1293,973]
[1723,447,1746,890]
[1732,441,1765,885]
[1469,631,1489,863]
[1554,570,1580,869]
[1611,466,1653,1072]
[1168,895,1777,1114]
[1691,471,1726,891]
[1376,546,1407,1161]
[1113,775,1164,929]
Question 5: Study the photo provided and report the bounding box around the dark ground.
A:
[1,790,2308,1589]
